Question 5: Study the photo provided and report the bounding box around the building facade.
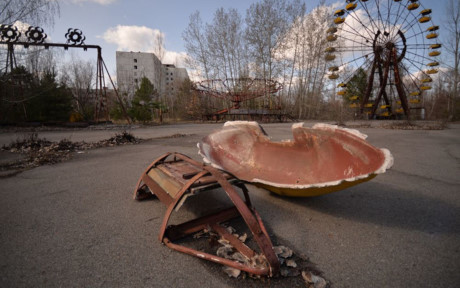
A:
[116,51,189,101]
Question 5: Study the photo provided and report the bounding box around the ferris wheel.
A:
[325,0,441,119]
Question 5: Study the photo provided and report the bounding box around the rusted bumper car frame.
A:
[134,152,280,276]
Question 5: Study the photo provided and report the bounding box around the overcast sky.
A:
[39,0,446,78]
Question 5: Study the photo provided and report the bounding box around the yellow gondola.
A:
[420,9,432,15]
[327,34,338,42]
[408,3,419,11]
[380,111,391,117]
[409,99,421,104]
[327,27,338,34]
[421,86,431,90]
[329,74,339,80]
[410,91,421,96]
[419,16,430,23]
[349,95,358,100]
[325,54,336,61]
[328,66,339,72]
[334,9,345,17]
[427,25,439,32]
[426,69,438,74]
[422,78,433,83]
[334,17,345,25]
[426,33,438,39]
[395,108,404,113]
[396,100,401,105]
[430,43,441,49]
[349,103,359,108]
[337,90,346,96]
[429,51,441,56]
[346,3,357,11]
[364,103,373,108]
[427,61,439,67]
[337,82,347,88]
[325,47,336,53]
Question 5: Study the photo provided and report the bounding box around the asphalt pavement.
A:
[1,122,459,287]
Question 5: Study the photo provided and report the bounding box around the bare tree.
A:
[443,0,460,120]
[245,0,290,81]
[205,8,247,80]
[60,55,96,120]
[154,32,165,62]
[0,0,59,26]
[182,11,211,80]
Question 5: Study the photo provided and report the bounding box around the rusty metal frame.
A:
[0,24,131,123]
[133,152,280,276]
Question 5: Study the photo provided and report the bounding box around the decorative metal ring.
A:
[0,25,21,42]
[25,26,47,43]
[65,28,86,45]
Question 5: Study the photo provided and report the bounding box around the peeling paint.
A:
[198,121,393,197]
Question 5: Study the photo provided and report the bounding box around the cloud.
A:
[102,25,187,66]
[102,25,163,52]
[163,51,188,66]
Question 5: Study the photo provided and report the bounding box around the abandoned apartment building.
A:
[116,51,189,101]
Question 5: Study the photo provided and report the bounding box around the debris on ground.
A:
[274,245,293,259]
[302,270,328,288]
[193,224,328,286]
[382,121,445,130]
[158,133,193,139]
[1,130,140,176]
[222,266,241,278]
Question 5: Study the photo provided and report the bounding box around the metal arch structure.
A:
[325,0,441,120]
[0,25,130,123]
[194,78,284,121]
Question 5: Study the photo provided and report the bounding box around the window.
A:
[134,59,137,63]
[134,78,138,83]
[134,65,137,69]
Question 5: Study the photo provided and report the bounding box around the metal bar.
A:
[0,41,101,50]
[163,238,270,276]
[361,57,377,114]
[210,223,256,258]
[203,165,280,276]
[392,48,410,118]
[165,207,241,241]
[371,53,391,116]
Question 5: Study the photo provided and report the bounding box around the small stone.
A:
[225,226,236,234]
[231,252,249,264]
[218,238,230,246]
[302,271,313,283]
[216,246,233,259]
[286,259,297,268]
[302,271,327,288]
[274,245,293,258]
[280,267,300,277]
[222,266,241,278]
[238,233,248,243]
